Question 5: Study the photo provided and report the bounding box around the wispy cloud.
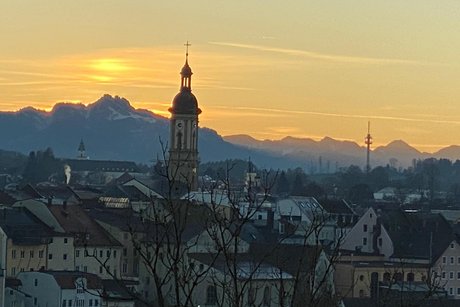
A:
[209,42,425,65]
[212,105,460,126]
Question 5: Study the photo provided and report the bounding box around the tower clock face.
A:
[176,120,184,130]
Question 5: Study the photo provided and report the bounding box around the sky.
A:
[1,1,460,152]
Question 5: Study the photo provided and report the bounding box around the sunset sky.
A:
[1,1,460,152]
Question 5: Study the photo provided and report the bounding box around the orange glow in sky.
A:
[1,1,460,153]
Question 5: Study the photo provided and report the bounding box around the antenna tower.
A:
[365,121,373,173]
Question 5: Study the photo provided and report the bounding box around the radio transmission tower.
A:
[365,121,373,173]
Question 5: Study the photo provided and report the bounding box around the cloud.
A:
[212,105,460,126]
[209,42,425,65]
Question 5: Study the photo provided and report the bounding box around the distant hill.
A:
[1,95,459,171]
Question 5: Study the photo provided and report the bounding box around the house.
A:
[48,205,123,279]
[0,207,54,277]
[338,207,453,299]
[188,253,294,307]
[18,271,102,307]
[63,158,141,185]
[432,238,460,298]
[87,207,142,279]
[4,278,32,307]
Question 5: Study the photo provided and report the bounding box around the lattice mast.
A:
[365,121,373,173]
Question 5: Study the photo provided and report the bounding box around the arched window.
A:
[393,272,403,282]
[263,286,271,307]
[206,285,217,305]
[407,272,415,282]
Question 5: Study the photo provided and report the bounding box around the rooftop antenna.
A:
[365,121,373,173]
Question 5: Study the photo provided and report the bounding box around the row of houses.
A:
[0,171,459,306]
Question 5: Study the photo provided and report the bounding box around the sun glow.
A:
[89,58,131,73]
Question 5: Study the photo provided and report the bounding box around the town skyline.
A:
[2,1,460,152]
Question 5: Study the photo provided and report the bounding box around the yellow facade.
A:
[6,239,47,277]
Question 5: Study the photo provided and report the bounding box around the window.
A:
[11,267,16,276]
[34,298,37,305]
[443,256,447,264]
[457,288,460,296]
[99,250,103,258]
[63,254,67,260]
[370,213,373,218]
[123,248,127,257]
[122,262,128,273]
[89,300,93,307]
[107,250,110,258]
[363,224,368,232]
[84,250,88,257]
[30,251,34,258]
[359,275,364,281]
[113,250,117,258]
[407,272,414,282]
[451,257,455,264]
[457,272,460,280]
[258,214,263,220]
[95,300,98,306]
[62,300,67,307]
[76,250,80,257]
[458,257,460,264]
[68,300,72,307]
[76,266,80,271]
[378,238,383,246]
[34,279,38,286]
[450,271,454,280]
[64,238,68,244]
[99,266,103,274]
[363,238,367,246]
[20,250,25,258]
[39,250,44,258]
[206,286,217,305]
[49,254,53,260]
[442,272,446,279]
[450,288,454,295]
[12,250,16,259]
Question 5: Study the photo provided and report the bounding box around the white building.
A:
[18,271,102,307]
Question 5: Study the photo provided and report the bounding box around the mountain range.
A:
[1,95,460,171]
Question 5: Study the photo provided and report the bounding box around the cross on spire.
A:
[184,41,191,61]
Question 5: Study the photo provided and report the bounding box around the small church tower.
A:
[77,139,87,160]
[168,42,202,191]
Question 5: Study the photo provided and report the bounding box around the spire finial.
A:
[184,41,191,62]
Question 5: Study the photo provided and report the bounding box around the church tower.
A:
[168,43,202,191]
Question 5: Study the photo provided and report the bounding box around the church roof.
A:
[170,91,201,114]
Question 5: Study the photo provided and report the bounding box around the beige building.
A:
[0,207,54,278]
[48,205,123,279]
[433,239,460,298]
[335,253,431,298]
